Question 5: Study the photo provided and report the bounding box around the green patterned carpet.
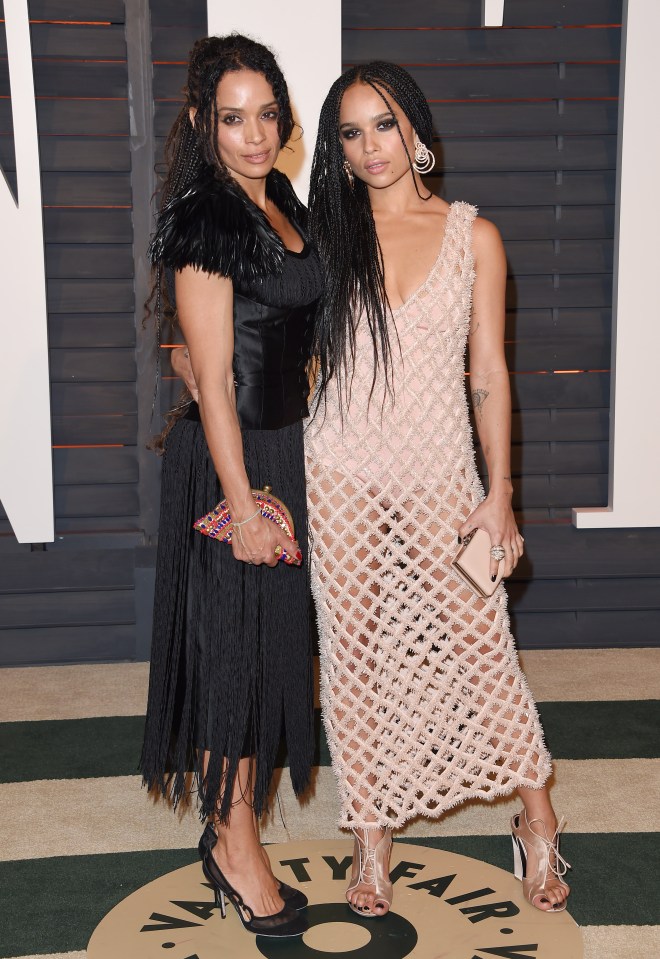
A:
[0,649,658,958]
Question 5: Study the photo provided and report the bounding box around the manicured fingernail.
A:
[457,535,462,544]
[491,574,497,582]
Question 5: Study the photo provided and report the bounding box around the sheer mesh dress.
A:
[305,203,552,830]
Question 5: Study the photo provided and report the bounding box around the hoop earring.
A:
[413,138,435,174]
[343,159,355,188]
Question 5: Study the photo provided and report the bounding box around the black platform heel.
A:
[198,826,308,937]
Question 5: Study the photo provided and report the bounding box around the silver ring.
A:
[490,545,506,561]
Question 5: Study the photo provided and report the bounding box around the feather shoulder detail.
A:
[148,167,307,284]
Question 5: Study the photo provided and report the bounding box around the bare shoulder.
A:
[472,215,503,249]
[471,214,506,267]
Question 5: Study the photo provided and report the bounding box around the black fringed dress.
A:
[140,167,323,822]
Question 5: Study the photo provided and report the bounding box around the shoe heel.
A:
[511,834,524,881]
[215,887,227,919]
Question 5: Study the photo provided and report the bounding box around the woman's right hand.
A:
[231,512,302,567]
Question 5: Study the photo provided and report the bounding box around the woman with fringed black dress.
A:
[139,36,321,939]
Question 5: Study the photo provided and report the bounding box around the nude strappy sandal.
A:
[511,809,571,912]
[346,828,393,918]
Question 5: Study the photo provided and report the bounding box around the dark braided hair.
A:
[149,34,294,449]
[160,34,295,207]
[308,61,434,413]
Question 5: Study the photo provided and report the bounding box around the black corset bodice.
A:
[152,165,325,433]
[231,244,322,430]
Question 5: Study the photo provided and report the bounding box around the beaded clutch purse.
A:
[193,485,298,564]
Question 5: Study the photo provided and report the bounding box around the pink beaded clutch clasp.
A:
[193,485,298,564]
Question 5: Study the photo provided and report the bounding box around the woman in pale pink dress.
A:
[304,61,571,918]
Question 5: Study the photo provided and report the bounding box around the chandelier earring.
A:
[343,158,355,188]
[413,137,435,174]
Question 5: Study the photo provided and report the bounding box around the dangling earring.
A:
[413,137,435,174]
[343,159,354,188]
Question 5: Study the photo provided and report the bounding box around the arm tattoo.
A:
[471,388,489,419]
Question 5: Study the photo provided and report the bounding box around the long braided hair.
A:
[149,34,295,448]
[308,62,434,412]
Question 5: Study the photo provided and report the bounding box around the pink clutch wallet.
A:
[193,486,299,565]
[451,528,504,598]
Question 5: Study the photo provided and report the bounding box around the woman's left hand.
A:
[458,493,524,580]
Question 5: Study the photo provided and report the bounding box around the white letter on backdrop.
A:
[0,0,53,542]
[573,0,660,527]
[482,0,505,26]
[206,0,342,202]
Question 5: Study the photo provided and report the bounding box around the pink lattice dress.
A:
[305,202,552,829]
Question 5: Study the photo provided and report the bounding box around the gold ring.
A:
[273,544,283,557]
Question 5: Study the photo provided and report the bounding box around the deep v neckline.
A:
[390,203,455,315]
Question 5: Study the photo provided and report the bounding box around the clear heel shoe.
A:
[346,828,393,918]
[511,810,571,912]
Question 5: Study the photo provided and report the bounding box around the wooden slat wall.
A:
[344,0,660,648]
[0,0,139,663]
[1,0,659,664]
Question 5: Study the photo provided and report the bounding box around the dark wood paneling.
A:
[413,64,620,101]
[151,26,199,61]
[149,0,206,28]
[506,239,613,275]
[512,474,607,510]
[482,206,615,241]
[28,1,126,20]
[54,484,140,518]
[0,589,134,628]
[51,383,137,415]
[51,414,137,445]
[513,409,609,443]
[0,548,133,593]
[31,138,130,173]
[47,313,136,349]
[0,100,128,136]
[504,0,622,27]
[509,577,660,614]
[477,441,609,477]
[512,610,660,649]
[440,136,617,174]
[154,100,184,137]
[343,26,622,63]
[30,60,127,98]
[49,348,136,383]
[343,0,481,28]
[0,24,127,58]
[45,244,133,279]
[41,172,131,207]
[511,371,610,409]
[431,101,619,137]
[514,526,660,580]
[53,448,138,486]
[47,279,134,313]
[437,171,616,207]
[43,209,132,243]
[506,337,610,372]
[0,625,136,665]
[506,275,612,310]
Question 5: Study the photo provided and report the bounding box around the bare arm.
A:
[175,266,300,566]
[458,218,523,578]
[170,343,198,401]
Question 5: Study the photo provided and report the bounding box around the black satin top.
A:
[183,242,322,431]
